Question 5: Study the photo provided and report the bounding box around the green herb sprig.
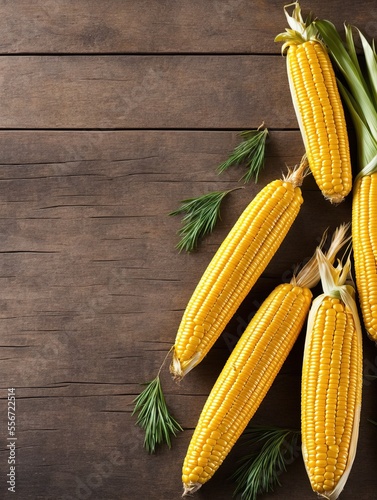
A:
[132,351,182,453]
[217,126,268,183]
[170,188,241,253]
[170,125,268,252]
[232,425,300,500]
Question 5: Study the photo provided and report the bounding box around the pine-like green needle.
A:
[217,127,268,183]
[132,376,182,454]
[170,189,239,252]
[231,425,300,500]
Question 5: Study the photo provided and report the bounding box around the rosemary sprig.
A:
[132,350,183,453]
[170,188,241,252]
[217,126,268,183]
[231,425,300,500]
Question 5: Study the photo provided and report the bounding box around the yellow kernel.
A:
[189,336,200,346]
[316,445,327,454]
[316,460,327,468]
[333,303,344,312]
[327,450,338,459]
[323,483,334,491]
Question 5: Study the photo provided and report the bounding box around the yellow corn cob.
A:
[352,173,377,341]
[182,226,348,495]
[171,160,307,380]
[301,249,362,500]
[275,3,352,204]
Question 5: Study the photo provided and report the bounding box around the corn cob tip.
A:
[182,482,202,496]
[170,350,201,381]
[283,154,309,188]
[170,353,183,381]
[325,192,345,205]
[292,223,350,289]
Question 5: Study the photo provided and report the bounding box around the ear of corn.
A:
[170,160,307,380]
[352,173,377,341]
[301,249,362,500]
[182,284,311,495]
[181,226,349,495]
[275,3,352,204]
[315,20,377,342]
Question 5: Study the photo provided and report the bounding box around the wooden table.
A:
[1,1,377,499]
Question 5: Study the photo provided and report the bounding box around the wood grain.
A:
[0,55,296,129]
[0,130,372,500]
[0,1,376,499]
[0,0,376,54]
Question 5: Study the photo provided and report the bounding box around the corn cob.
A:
[182,226,348,495]
[301,248,362,499]
[275,3,352,204]
[352,173,377,341]
[314,20,377,340]
[171,159,307,380]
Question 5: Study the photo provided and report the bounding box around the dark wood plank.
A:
[0,0,376,54]
[5,362,377,500]
[0,55,297,129]
[0,0,374,499]
[0,130,370,500]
